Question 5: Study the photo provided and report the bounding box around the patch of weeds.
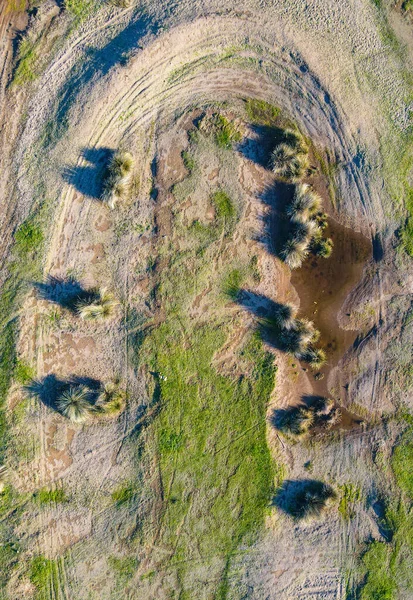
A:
[35,488,68,504]
[14,217,44,255]
[182,150,195,173]
[199,114,242,149]
[245,99,280,125]
[158,429,184,452]
[338,483,362,520]
[108,556,139,585]
[222,267,245,300]
[111,481,138,506]
[12,38,38,86]
[65,0,96,23]
[359,541,396,600]
[249,255,261,283]
[30,555,60,599]
[188,220,219,249]
[211,190,236,219]
[14,359,35,385]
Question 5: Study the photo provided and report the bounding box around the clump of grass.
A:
[270,302,297,330]
[95,380,126,417]
[102,151,135,209]
[14,359,35,385]
[245,99,280,125]
[310,236,334,258]
[270,130,309,181]
[56,386,92,423]
[76,288,118,320]
[281,183,332,269]
[14,218,43,255]
[280,239,309,270]
[36,488,67,504]
[276,406,315,438]
[182,150,195,172]
[222,268,244,300]
[282,480,337,520]
[199,114,242,149]
[65,0,96,22]
[297,347,327,370]
[286,184,322,219]
[211,189,236,220]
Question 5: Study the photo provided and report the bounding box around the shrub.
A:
[76,288,118,320]
[314,211,328,230]
[290,218,319,245]
[298,347,327,369]
[271,303,297,330]
[287,184,322,219]
[311,237,333,258]
[270,131,309,181]
[280,239,309,269]
[56,386,92,423]
[276,406,315,437]
[102,151,134,209]
[95,381,126,416]
[283,480,336,520]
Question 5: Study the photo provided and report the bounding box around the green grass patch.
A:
[182,150,195,172]
[108,556,139,586]
[338,483,362,520]
[14,217,44,255]
[392,430,413,498]
[359,541,396,600]
[245,99,280,125]
[111,482,138,506]
[211,190,236,220]
[65,0,96,22]
[14,359,35,385]
[35,488,68,504]
[13,38,38,86]
[222,268,244,300]
[137,320,277,591]
[30,556,60,600]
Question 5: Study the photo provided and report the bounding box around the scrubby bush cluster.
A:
[76,288,118,320]
[281,183,334,269]
[270,129,309,181]
[275,397,342,439]
[56,380,126,423]
[266,303,327,369]
[102,151,134,209]
[280,480,337,520]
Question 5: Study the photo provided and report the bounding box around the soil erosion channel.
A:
[290,213,372,408]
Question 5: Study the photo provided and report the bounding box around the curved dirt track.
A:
[3,1,413,599]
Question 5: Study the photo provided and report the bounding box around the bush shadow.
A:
[33,275,97,312]
[62,147,114,199]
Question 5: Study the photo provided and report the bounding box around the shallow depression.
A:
[291,214,372,402]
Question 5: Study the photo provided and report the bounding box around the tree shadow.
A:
[33,275,98,312]
[62,147,114,199]
[25,374,102,412]
[272,479,336,519]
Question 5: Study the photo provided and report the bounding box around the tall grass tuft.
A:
[270,131,309,181]
[285,481,336,520]
[102,151,134,209]
[280,239,309,270]
[287,184,322,219]
[76,288,118,320]
[56,386,92,423]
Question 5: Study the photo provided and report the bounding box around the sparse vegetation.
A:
[30,555,60,599]
[245,99,280,125]
[111,481,137,506]
[76,288,119,320]
[14,359,35,385]
[102,151,135,209]
[14,218,44,255]
[199,113,242,149]
[12,38,38,86]
[36,488,68,504]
